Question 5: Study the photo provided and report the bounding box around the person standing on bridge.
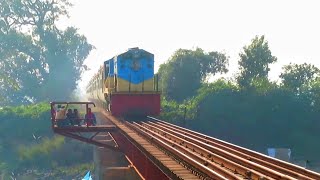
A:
[55,104,69,127]
[73,109,81,126]
[85,108,96,126]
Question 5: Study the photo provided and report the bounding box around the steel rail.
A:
[140,122,295,180]
[126,121,230,180]
[148,117,320,180]
[147,121,315,180]
[141,121,274,180]
[147,120,312,180]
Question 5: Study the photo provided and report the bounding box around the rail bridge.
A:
[50,102,320,180]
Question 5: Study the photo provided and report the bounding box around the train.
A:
[86,48,160,116]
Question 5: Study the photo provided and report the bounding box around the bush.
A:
[160,79,320,161]
[0,103,94,174]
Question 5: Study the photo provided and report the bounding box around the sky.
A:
[59,0,320,92]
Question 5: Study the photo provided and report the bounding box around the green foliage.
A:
[160,97,192,125]
[0,103,94,174]
[0,103,51,145]
[18,136,64,161]
[195,79,238,103]
[52,163,94,178]
[157,39,320,163]
[0,161,8,171]
[280,63,320,93]
[160,79,237,125]
[250,77,278,95]
[0,103,53,170]
[159,43,320,163]
[158,48,228,102]
[0,102,50,118]
[237,35,277,88]
[0,0,93,106]
[161,79,320,161]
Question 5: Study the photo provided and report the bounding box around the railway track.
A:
[142,117,320,180]
[102,111,320,179]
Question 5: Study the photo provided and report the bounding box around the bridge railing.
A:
[50,101,96,130]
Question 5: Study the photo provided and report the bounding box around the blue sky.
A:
[58,0,320,92]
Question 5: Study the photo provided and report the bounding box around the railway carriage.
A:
[86,48,160,116]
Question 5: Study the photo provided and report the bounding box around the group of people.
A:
[54,104,96,127]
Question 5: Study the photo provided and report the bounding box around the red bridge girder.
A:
[50,102,173,179]
[111,131,171,180]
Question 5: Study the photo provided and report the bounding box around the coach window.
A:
[100,73,103,90]
[97,76,100,89]
[98,76,100,89]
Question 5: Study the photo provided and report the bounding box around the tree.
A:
[0,0,93,106]
[237,35,277,88]
[280,63,320,93]
[308,78,320,112]
[158,48,228,102]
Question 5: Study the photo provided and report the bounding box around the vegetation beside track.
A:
[161,80,320,160]
[0,103,94,179]
[159,36,320,171]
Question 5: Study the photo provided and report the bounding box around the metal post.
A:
[153,76,155,91]
[50,103,54,130]
[183,106,187,127]
[115,74,117,92]
[129,73,131,92]
[156,74,159,92]
[142,74,144,92]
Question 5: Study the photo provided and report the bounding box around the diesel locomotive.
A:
[86,48,160,116]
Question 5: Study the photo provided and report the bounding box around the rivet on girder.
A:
[203,161,208,166]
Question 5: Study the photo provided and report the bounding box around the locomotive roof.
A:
[105,47,153,62]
